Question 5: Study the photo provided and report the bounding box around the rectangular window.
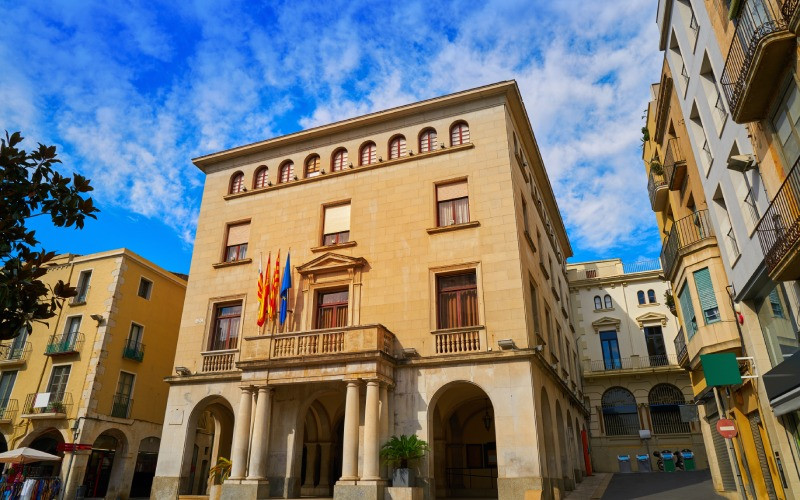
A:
[316,289,349,329]
[678,282,698,338]
[322,203,351,246]
[693,267,720,324]
[224,222,250,262]
[138,278,152,299]
[600,331,621,370]
[64,317,81,344]
[529,282,541,342]
[772,81,800,168]
[644,326,668,364]
[544,307,552,349]
[75,270,92,302]
[113,371,135,418]
[436,181,470,227]
[522,198,530,234]
[10,329,28,360]
[47,365,71,401]
[128,323,144,346]
[437,272,478,329]
[209,304,241,351]
[0,371,17,411]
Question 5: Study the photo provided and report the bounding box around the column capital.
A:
[256,386,274,395]
[345,379,362,387]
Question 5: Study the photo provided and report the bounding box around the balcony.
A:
[433,327,486,356]
[663,138,686,190]
[674,327,689,368]
[756,156,800,281]
[122,340,145,362]
[648,169,668,211]
[661,210,716,279]
[583,354,679,376]
[111,393,132,419]
[21,392,72,419]
[44,333,83,356]
[201,349,238,373]
[268,325,395,359]
[0,400,18,424]
[721,0,794,123]
[783,0,800,32]
[0,342,31,367]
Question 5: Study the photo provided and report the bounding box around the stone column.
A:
[230,387,254,479]
[362,380,381,481]
[379,383,390,479]
[247,386,273,480]
[318,442,333,489]
[304,443,318,486]
[339,380,361,482]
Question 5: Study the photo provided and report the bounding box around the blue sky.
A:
[2,0,664,274]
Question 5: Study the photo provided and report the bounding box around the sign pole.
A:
[714,387,745,499]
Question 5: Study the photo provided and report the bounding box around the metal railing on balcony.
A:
[44,333,83,355]
[0,342,31,363]
[648,169,668,210]
[661,210,715,277]
[726,227,741,260]
[622,259,662,274]
[756,155,800,272]
[0,400,17,421]
[584,354,678,373]
[22,392,72,417]
[122,340,145,362]
[782,0,799,20]
[721,0,788,115]
[111,393,132,419]
[663,138,686,189]
[674,327,688,365]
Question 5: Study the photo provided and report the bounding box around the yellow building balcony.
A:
[660,210,716,279]
[582,354,680,378]
[0,400,18,424]
[44,333,83,356]
[0,342,31,367]
[721,0,794,123]
[648,169,668,211]
[241,324,395,362]
[21,392,72,419]
[663,138,686,190]
[756,156,800,281]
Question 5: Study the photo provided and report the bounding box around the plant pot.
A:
[393,468,415,487]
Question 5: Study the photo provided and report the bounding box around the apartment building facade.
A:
[0,250,186,499]
[151,81,589,500]
[655,0,800,498]
[567,259,707,473]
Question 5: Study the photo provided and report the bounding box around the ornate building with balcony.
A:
[567,259,707,473]
[151,81,589,500]
[0,250,186,499]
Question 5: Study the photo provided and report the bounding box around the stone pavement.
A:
[564,473,612,499]
[600,469,725,499]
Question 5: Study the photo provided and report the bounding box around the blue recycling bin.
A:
[681,451,695,470]
[637,454,651,472]
[618,454,632,473]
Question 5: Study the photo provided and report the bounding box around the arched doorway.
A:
[299,393,344,497]
[82,432,121,498]
[130,436,160,498]
[431,382,497,499]
[180,398,235,496]
[28,429,64,477]
[540,389,557,498]
[555,401,570,490]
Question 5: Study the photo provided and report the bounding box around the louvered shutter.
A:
[678,283,697,338]
[693,267,718,324]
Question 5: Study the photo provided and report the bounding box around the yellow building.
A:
[152,81,589,500]
[0,249,186,499]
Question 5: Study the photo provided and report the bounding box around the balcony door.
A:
[644,326,668,365]
[64,317,81,344]
[600,330,622,370]
[47,365,70,402]
[9,329,27,359]
[0,371,17,412]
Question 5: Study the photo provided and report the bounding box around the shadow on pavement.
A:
[601,469,726,500]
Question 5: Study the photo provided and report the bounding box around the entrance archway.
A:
[130,436,160,498]
[28,429,64,477]
[82,432,123,498]
[431,382,498,499]
[180,397,235,495]
[299,393,344,497]
[540,389,557,498]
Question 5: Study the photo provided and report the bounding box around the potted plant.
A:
[650,159,664,176]
[664,290,676,316]
[380,434,429,487]
[208,457,231,500]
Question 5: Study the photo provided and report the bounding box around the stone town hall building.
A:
[152,81,589,500]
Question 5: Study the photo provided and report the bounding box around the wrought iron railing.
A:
[0,342,31,363]
[661,210,715,276]
[45,333,83,355]
[0,400,18,421]
[674,327,688,365]
[622,259,662,274]
[111,393,133,419]
[756,155,800,272]
[726,227,741,260]
[782,0,799,20]
[648,169,668,209]
[22,392,72,416]
[650,405,692,434]
[601,404,640,436]
[721,0,788,114]
[584,354,678,373]
[663,138,685,189]
[122,340,145,362]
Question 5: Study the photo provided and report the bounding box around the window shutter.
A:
[227,223,250,246]
[693,267,717,321]
[678,283,697,338]
[324,204,351,234]
[437,181,468,201]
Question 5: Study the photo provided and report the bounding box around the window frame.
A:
[436,271,480,330]
[305,154,321,178]
[208,302,242,351]
[637,291,646,305]
[321,202,351,246]
[223,221,250,263]
[229,171,245,194]
[253,166,268,189]
[46,363,72,402]
[75,269,92,303]
[419,128,438,153]
[278,161,295,184]
[388,135,407,160]
[603,294,612,309]
[594,296,602,310]
[435,179,470,228]
[647,289,657,303]
[315,288,349,329]
[450,121,470,146]
[138,277,153,299]
[360,142,377,166]
[331,148,349,172]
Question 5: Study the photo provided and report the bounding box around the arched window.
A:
[648,289,657,303]
[637,291,646,305]
[360,142,377,166]
[594,296,602,310]
[601,387,639,436]
[278,161,294,184]
[604,294,612,309]
[229,172,244,194]
[332,148,348,172]
[253,166,268,189]
[450,121,470,146]
[305,155,321,178]
[419,128,437,153]
[648,384,689,434]
[389,135,406,159]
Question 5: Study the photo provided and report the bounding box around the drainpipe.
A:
[59,416,83,500]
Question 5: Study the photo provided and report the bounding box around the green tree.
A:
[0,131,98,340]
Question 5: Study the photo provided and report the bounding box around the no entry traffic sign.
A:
[716,418,738,439]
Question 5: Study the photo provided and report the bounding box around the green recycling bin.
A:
[662,451,675,472]
[681,451,695,470]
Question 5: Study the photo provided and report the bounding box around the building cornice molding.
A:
[591,316,621,334]
[635,311,669,328]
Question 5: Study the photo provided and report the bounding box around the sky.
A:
[1,0,665,275]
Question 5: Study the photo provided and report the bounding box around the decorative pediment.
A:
[592,316,621,334]
[635,312,668,328]
[296,252,367,276]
